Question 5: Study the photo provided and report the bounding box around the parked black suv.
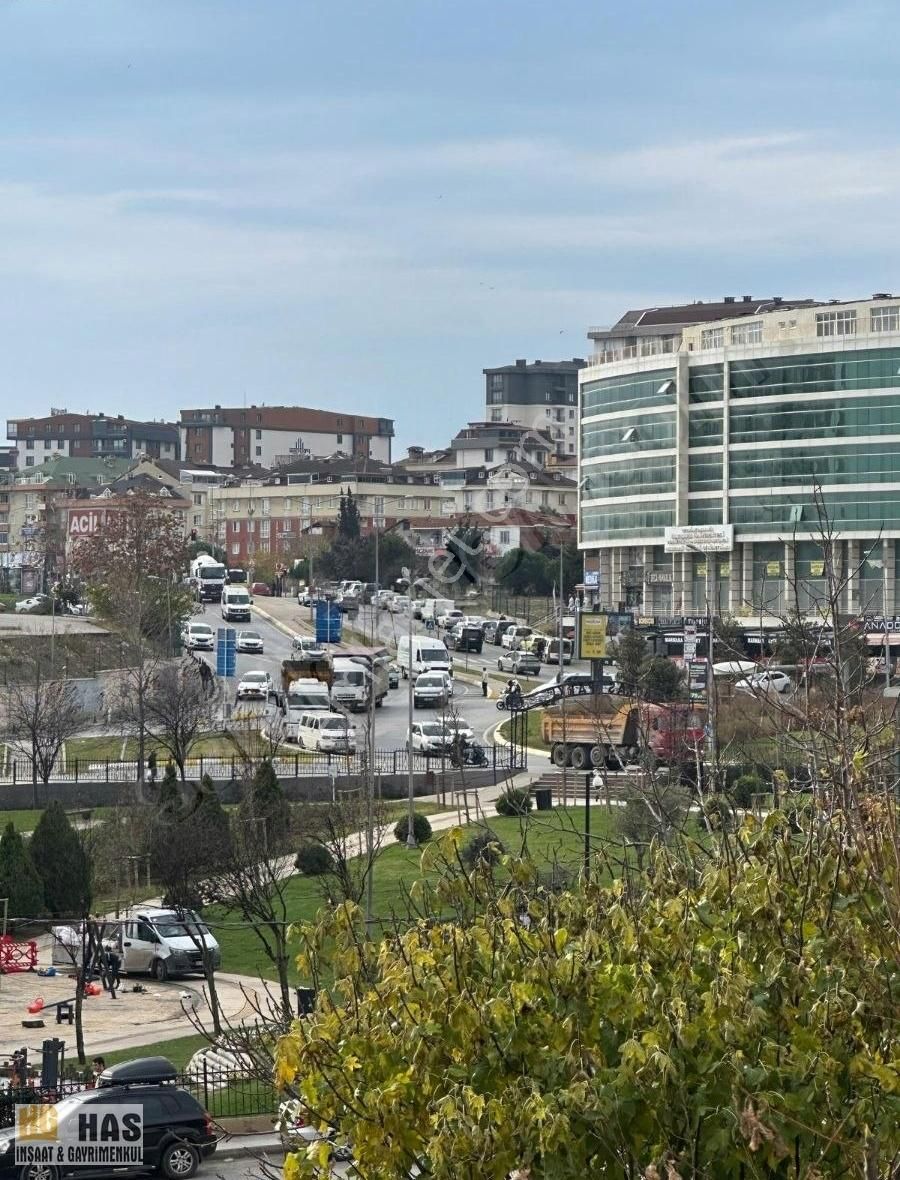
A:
[0,1058,217,1180]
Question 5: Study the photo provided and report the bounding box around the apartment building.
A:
[179,405,394,468]
[441,459,576,517]
[6,411,179,470]
[483,358,586,457]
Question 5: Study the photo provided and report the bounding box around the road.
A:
[191,599,523,751]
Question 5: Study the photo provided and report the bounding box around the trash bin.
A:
[534,787,553,811]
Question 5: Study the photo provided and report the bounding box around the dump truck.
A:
[540,696,706,769]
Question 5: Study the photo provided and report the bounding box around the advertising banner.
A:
[579,613,608,660]
[16,1102,143,1168]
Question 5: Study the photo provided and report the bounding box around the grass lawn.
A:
[207,805,625,984]
[66,735,261,763]
[102,1033,210,1070]
[0,807,112,833]
[497,709,549,751]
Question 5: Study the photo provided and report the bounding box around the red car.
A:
[251,582,271,596]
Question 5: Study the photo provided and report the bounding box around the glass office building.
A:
[579,296,900,618]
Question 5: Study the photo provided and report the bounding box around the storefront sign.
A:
[863,615,900,632]
[583,570,600,587]
[683,625,697,661]
[766,561,782,577]
[579,613,608,660]
[664,524,734,554]
[719,563,731,577]
[809,560,825,576]
[646,570,672,584]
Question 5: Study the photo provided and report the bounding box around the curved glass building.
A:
[579,295,900,619]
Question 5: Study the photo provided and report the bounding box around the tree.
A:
[337,491,361,541]
[4,660,86,799]
[188,540,227,564]
[297,790,389,907]
[0,821,44,918]
[29,801,91,917]
[612,626,648,694]
[493,549,553,596]
[280,817,900,1178]
[641,655,685,702]
[238,759,292,852]
[140,659,216,781]
[443,523,483,587]
[72,491,193,781]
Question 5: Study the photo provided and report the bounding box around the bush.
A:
[393,812,433,845]
[731,773,765,809]
[495,787,533,817]
[294,843,335,876]
[461,830,505,870]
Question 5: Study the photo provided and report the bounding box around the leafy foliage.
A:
[392,811,433,845]
[294,843,336,876]
[640,655,685,702]
[29,800,91,917]
[460,828,505,870]
[0,822,44,919]
[495,786,533,817]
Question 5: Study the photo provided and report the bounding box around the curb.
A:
[493,721,550,763]
[214,1135,284,1161]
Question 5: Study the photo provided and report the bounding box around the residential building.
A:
[408,509,575,562]
[483,358,586,457]
[450,422,553,470]
[578,293,900,618]
[441,459,577,517]
[5,411,179,470]
[179,405,394,467]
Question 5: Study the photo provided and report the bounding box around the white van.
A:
[221,585,252,622]
[421,598,454,624]
[283,678,331,740]
[121,907,221,981]
[396,634,452,680]
[297,711,356,753]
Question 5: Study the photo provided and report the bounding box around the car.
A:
[388,661,401,688]
[292,634,326,658]
[413,672,452,708]
[501,625,533,651]
[712,660,759,678]
[408,721,454,754]
[443,716,475,743]
[374,589,395,610]
[236,629,264,654]
[497,650,541,676]
[0,1056,217,1180]
[14,594,49,613]
[251,582,271,596]
[181,623,214,651]
[297,588,314,606]
[236,670,274,700]
[437,608,464,630]
[484,619,514,645]
[736,669,792,695]
[389,595,411,614]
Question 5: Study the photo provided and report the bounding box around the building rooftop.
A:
[589,296,816,342]
[483,357,586,374]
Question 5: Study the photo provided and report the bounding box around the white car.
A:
[373,590,394,610]
[292,634,326,658]
[236,629,264,654]
[389,595,411,614]
[712,660,759,678]
[408,722,454,755]
[437,609,464,630]
[14,595,49,613]
[501,625,532,650]
[443,717,474,743]
[736,670,792,695]
[413,672,452,708]
[236,670,274,700]
[181,622,214,651]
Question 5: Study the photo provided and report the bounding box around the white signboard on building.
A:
[664,524,734,554]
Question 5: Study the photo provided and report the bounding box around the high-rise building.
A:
[483,358,586,457]
[578,293,900,619]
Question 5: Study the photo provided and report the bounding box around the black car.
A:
[0,1058,217,1180]
[484,619,514,646]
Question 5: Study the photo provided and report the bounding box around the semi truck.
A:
[190,554,227,603]
[540,696,706,769]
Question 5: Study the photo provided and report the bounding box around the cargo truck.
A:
[281,655,333,739]
[540,696,705,769]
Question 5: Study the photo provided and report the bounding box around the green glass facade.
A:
[730,396,900,445]
[729,443,900,489]
[582,457,675,499]
[581,413,675,459]
[688,363,723,403]
[581,501,675,543]
[581,368,675,416]
[730,347,900,400]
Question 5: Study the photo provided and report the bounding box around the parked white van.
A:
[396,634,452,679]
[221,585,252,622]
[297,711,356,753]
[122,907,221,981]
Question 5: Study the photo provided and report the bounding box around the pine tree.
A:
[157,762,181,814]
[29,801,92,917]
[238,759,292,851]
[194,774,232,874]
[0,822,45,919]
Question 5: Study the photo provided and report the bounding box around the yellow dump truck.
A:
[540,695,705,769]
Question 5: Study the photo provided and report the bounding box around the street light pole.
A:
[406,587,416,848]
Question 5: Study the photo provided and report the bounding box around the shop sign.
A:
[664,524,733,553]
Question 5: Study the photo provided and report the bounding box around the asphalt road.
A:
[191,600,505,750]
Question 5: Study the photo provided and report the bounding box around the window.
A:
[484,448,494,462]
[568,443,575,453]
[255,446,262,457]
[541,490,549,506]
[260,520,270,538]
[262,498,270,514]
[545,408,552,417]
[485,491,495,508]
[526,490,533,504]
[192,514,202,527]
[284,497,292,511]
[872,306,900,332]
[463,492,473,510]
[336,434,343,444]
[255,429,262,439]
[231,520,240,533]
[499,529,510,544]
[192,493,203,506]
[506,449,516,461]
[491,374,503,390]
[730,320,763,345]
[25,494,36,509]
[816,309,857,337]
[25,439,33,449]
[568,409,575,419]
[545,391,551,402]
[700,327,724,349]
[491,409,502,422]
[247,519,255,533]
[558,493,567,506]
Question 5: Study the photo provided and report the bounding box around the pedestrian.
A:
[147,749,157,784]
[89,1057,106,1087]
[481,667,488,697]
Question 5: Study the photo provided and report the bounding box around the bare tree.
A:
[3,659,85,801]
[140,659,217,780]
[298,787,389,907]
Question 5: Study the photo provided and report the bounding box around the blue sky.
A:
[2,0,900,450]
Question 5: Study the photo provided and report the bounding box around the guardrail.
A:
[0,744,525,784]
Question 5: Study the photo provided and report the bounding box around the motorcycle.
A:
[495,690,524,712]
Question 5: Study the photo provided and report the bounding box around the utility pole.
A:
[406,586,416,848]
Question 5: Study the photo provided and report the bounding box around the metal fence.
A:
[0,1064,275,1125]
[0,743,525,785]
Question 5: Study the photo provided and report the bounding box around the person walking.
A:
[147,749,157,784]
[481,668,488,697]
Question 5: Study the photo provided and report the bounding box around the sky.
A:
[2,0,900,452]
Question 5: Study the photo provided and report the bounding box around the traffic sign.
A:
[216,627,236,677]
